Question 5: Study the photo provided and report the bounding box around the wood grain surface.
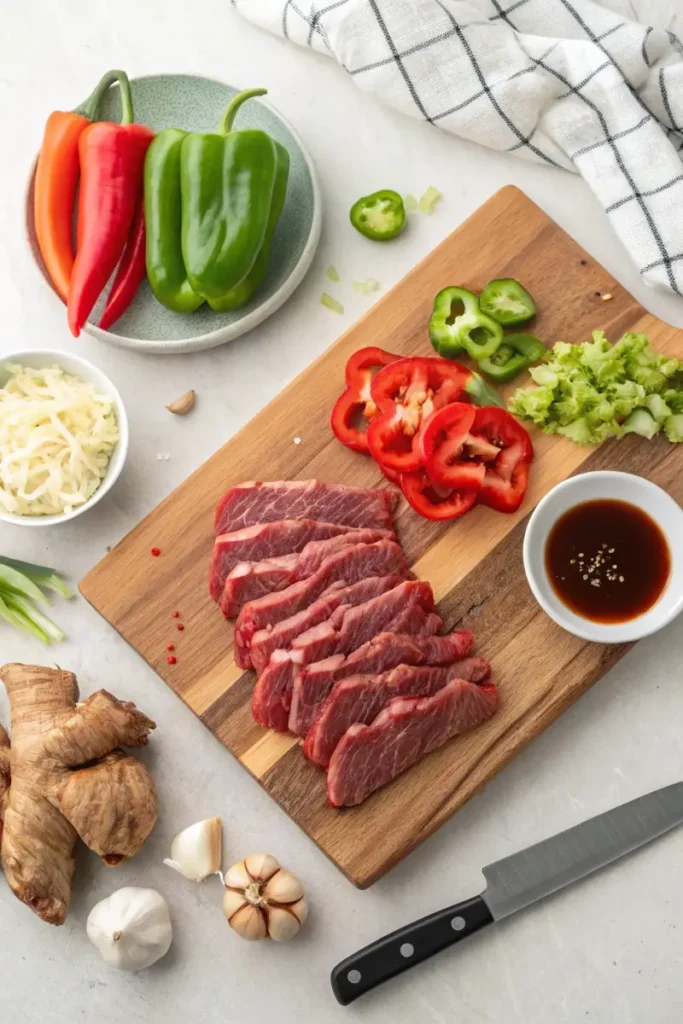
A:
[80,186,683,888]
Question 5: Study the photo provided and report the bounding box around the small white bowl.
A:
[0,350,128,528]
[523,471,683,643]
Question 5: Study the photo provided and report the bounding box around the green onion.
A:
[320,293,344,314]
[326,264,340,283]
[418,186,442,214]
[352,278,381,295]
[0,557,72,643]
[404,194,418,212]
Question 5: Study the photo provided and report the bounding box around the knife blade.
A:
[331,782,683,1005]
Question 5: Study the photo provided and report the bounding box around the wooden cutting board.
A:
[80,186,683,888]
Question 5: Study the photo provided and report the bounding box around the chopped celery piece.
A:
[418,186,442,214]
[321,293,344,314]
[352,278,381,295]
[326,264,340,283]
[404,194,418,211]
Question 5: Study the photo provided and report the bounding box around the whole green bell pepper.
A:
[180,88,288,301]
[429,286,503,361]
[144,129,204,313]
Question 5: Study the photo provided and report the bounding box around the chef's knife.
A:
[331,782,683,1005]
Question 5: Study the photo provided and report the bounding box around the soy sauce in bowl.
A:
[545,499,671,624]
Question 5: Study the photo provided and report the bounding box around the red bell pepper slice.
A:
[470,407,533,513]
[367,358,472,473]
[330,346,399,453]
[400,467,477,521]
[418,402,486,490]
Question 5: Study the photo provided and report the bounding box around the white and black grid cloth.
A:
[232,0,683,296]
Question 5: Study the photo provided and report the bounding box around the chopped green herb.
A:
[320,293,344,315]
[326,264,340,283]
[404,194,418,212]
[418,186,442,214]
[352,278,381,295]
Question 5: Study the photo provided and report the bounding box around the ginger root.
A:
[0,663,157,926]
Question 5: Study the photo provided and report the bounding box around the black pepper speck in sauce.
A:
[545,499,670,623]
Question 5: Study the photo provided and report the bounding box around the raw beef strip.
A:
[252,582,440,731]
[215,480,398,535]
[234,540,409,668]
[209,520,373,602]
[327,680,499,807]
[250,576,405,675]
[287,630,474,737]
[304,658,491,768]
[219,528,392,617]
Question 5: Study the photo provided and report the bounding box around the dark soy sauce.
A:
[545,499,670,624]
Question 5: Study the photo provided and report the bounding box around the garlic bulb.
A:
[223,854,308,942]
[163,817,222,882]
[87,887,172,971]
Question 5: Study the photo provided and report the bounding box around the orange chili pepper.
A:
[33,70,123,303]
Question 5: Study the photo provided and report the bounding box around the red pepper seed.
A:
[172,610,180,618]
[151,547,161,557]
[167,655,177,665]
[177,623,185,631]
[166,643,175,651]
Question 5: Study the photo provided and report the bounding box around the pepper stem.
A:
[79,69,134,125]
[219,88,268,134]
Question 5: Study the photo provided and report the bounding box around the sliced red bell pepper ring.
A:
[418,402,486,490]
[470,407,533,514]
[400,468,477,521]
[330,346,399,453]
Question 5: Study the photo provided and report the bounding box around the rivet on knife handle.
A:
[330,895,493,1005]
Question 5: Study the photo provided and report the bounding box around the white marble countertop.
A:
[3,3,683,1022]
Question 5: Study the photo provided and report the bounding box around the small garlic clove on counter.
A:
[166,389,196,415]
[163,816,222,882]
[222,854,308,942]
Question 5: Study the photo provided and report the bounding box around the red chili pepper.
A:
[470,407,533,514]
[151,547,161,557]
[167,655,177,665]
[98,197,146,330]
[177,623,185,631]
[330,346,399,453]
[400,468,477,521]
[67,71,154,336]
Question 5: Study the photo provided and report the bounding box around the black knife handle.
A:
[330,895,493,1005]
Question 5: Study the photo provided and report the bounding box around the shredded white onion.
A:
[0,363,120,517]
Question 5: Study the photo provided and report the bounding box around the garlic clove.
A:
[244,853,280,882]
[266,906,303,942]
[163,817,222,882]
[264,869,304,905]
[222,887,247,919]
[290,896,309,927]
[230,904,268,941]
[166,389,196,415]
[224,859,252,890]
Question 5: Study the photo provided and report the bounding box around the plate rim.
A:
[25,71,323,355]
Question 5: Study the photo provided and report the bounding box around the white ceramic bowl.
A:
[523,471,683,643]
[0,350,128,528]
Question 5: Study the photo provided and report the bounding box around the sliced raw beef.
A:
[304,658,491,768]
[209,520,374,602]
[288,630,474,737]
[327,680,499,807]
[219,528,392,617]
[215,480,397,536]
[251,581,440,731]
[234,540,409,668]
[250,576,405,675]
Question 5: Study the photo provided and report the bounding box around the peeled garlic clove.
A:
[166,389,196,415]
[163,817,222,882]
[267,906,303,942]
[244,853,280,882]
[230,904,268,941]
[264,869,304,904]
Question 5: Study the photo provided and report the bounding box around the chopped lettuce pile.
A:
[509,331,683,445]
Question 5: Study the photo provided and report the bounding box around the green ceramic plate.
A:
[26,73,322,354]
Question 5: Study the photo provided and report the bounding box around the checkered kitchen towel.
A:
[232,0,683,296]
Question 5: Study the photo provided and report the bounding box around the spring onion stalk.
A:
[320,293,344,314]
[0,557,72,643]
